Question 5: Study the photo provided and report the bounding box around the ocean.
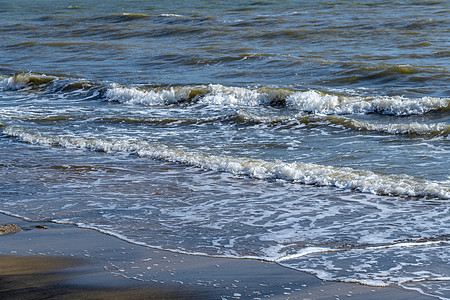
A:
[1,0,449,298]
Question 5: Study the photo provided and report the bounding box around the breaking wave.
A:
[105,83,449,116]
[0,72,57,90]
[234,110,450,136]
[0,72,100,94]
[1,72,448,116]
[1,109,447,137]
[3,125,449,199]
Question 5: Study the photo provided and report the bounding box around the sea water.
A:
[0,0,449,298]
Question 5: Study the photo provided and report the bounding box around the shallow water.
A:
[1,0,449,299]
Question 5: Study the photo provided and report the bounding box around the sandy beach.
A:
[0,213,434,300]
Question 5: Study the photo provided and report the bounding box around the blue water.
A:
[1,0,449,298]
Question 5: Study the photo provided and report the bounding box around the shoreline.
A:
[0,213,433,299]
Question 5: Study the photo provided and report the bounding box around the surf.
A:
[3,125,449,200]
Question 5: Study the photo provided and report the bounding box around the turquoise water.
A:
[1,0,449,298]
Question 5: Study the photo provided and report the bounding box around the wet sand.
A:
[0,213,433,299]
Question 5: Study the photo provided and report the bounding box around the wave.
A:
[159,14,184,18]
[337,62,447,77]
[234,110,450,136]
[3,126,449,199]
[287,91,449,116]
[275,240,450,292]
[0,72,99,93]
[2,108,447,137]
[0,72,104,101]
[105,83,450,116]
[2,72,449,116]
[104,83,277,106]
[0,72,57,90]
[276,240,450,263]
[91,13,151,23]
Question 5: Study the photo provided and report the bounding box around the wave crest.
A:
[2,72,448,116]
[0,72,57,90]
[286,91,449,116]
[105,84,449,116]
[0,72,99,94]
[4,126,449,199]
[234,110,450,136]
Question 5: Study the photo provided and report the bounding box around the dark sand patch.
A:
[0,256,211,299]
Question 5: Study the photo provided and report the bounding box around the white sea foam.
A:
[104,84,449,116]
[197,84,269,106]
[235,110,450,136]
[0,76,15,90]
[105,83,182,105]
[160,13,184,18]
[0,73,56,90]
[0,75,27,91]
[4,126,449,199]
[277,240,450,263]
[276,241,450,297]
[2,75,448,116]
[349,119,450,135]
[287,90,450,116]
[104,84,271,106]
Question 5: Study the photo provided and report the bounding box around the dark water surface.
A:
[1,0,449,299]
